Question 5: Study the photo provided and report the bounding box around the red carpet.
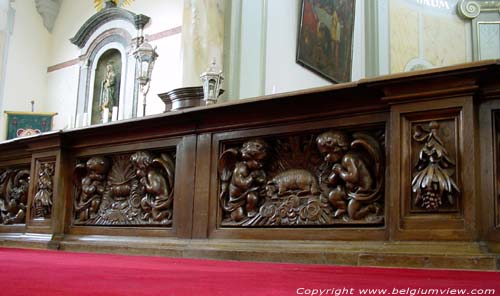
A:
[0,248,499,296]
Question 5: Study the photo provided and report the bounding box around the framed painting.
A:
[296,0,355,83]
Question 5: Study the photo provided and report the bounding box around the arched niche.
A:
[91,48,122,124]
[71,2,150,125]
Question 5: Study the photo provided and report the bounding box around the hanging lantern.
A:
[200,59,224,105]
[134,41,158,86]
[133,40,158,116]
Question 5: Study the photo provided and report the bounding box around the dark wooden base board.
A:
[0,234,497,270]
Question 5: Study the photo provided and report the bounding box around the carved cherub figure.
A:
[74,156,110,222]
[316,131,383,220]
[5,170,30,224]
[130,151,175,224]
[218,139,269,222]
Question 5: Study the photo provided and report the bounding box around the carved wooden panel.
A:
[0,167,30,224]
[32,161,55,220]
[72,150,175,226]
[495,112,500,228]
[392,97,474,240]
[217,129,385,227]
[410,120,460,213]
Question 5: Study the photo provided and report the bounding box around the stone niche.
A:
[71,1,150,125]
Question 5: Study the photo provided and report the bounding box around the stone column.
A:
[181,0,226,87]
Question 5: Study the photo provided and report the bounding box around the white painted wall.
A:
[265,0,331,95]
[47,0,183,130]
[146,33,182,115]
[1,0,183,140]
[238,0,266,99]
[234,0,365,99]
[0,0,13,126]
[1,0,51,140]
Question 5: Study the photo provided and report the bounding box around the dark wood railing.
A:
[1,60,500,269]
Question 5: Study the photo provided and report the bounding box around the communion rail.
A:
[1,61,500,270]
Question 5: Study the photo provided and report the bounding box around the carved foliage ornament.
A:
[32,162,55,220]
[457,0,500,19]
[73,151,175,226]
[218,130,385,227]
[0,168,30,224]
[411,121,460,210]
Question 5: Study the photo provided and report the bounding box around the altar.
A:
[0,61,499,270]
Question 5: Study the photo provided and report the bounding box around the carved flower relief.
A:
[299,198,322,221]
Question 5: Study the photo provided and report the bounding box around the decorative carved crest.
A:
[218,130,385,226]
[32,162,55,220]
[73,150,175,226]
[0,168,30,224]
[411,121,460,211]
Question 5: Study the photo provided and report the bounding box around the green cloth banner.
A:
[5,112,56,140]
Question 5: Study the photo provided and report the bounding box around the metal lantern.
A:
[200,59,224,105]
[133,40,158,116]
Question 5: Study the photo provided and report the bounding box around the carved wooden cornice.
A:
[457,0,500,19]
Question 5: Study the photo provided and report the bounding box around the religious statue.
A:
[99,63,117,122]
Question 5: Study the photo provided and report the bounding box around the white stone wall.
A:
[1,0,51,140]
[0,0,183,140]
[229,0,366,100]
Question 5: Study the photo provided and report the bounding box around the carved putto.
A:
[411,121,459,210]
[32,162,55,219]
[0,169,30,224]
[218,139,269,222]
[218,130,385,226]
[74,156,110,223]
[317,131,383,220]
[131,151,175,224]
[72,150,175,226]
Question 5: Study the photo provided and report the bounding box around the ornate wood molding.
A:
[457,0,500,19]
